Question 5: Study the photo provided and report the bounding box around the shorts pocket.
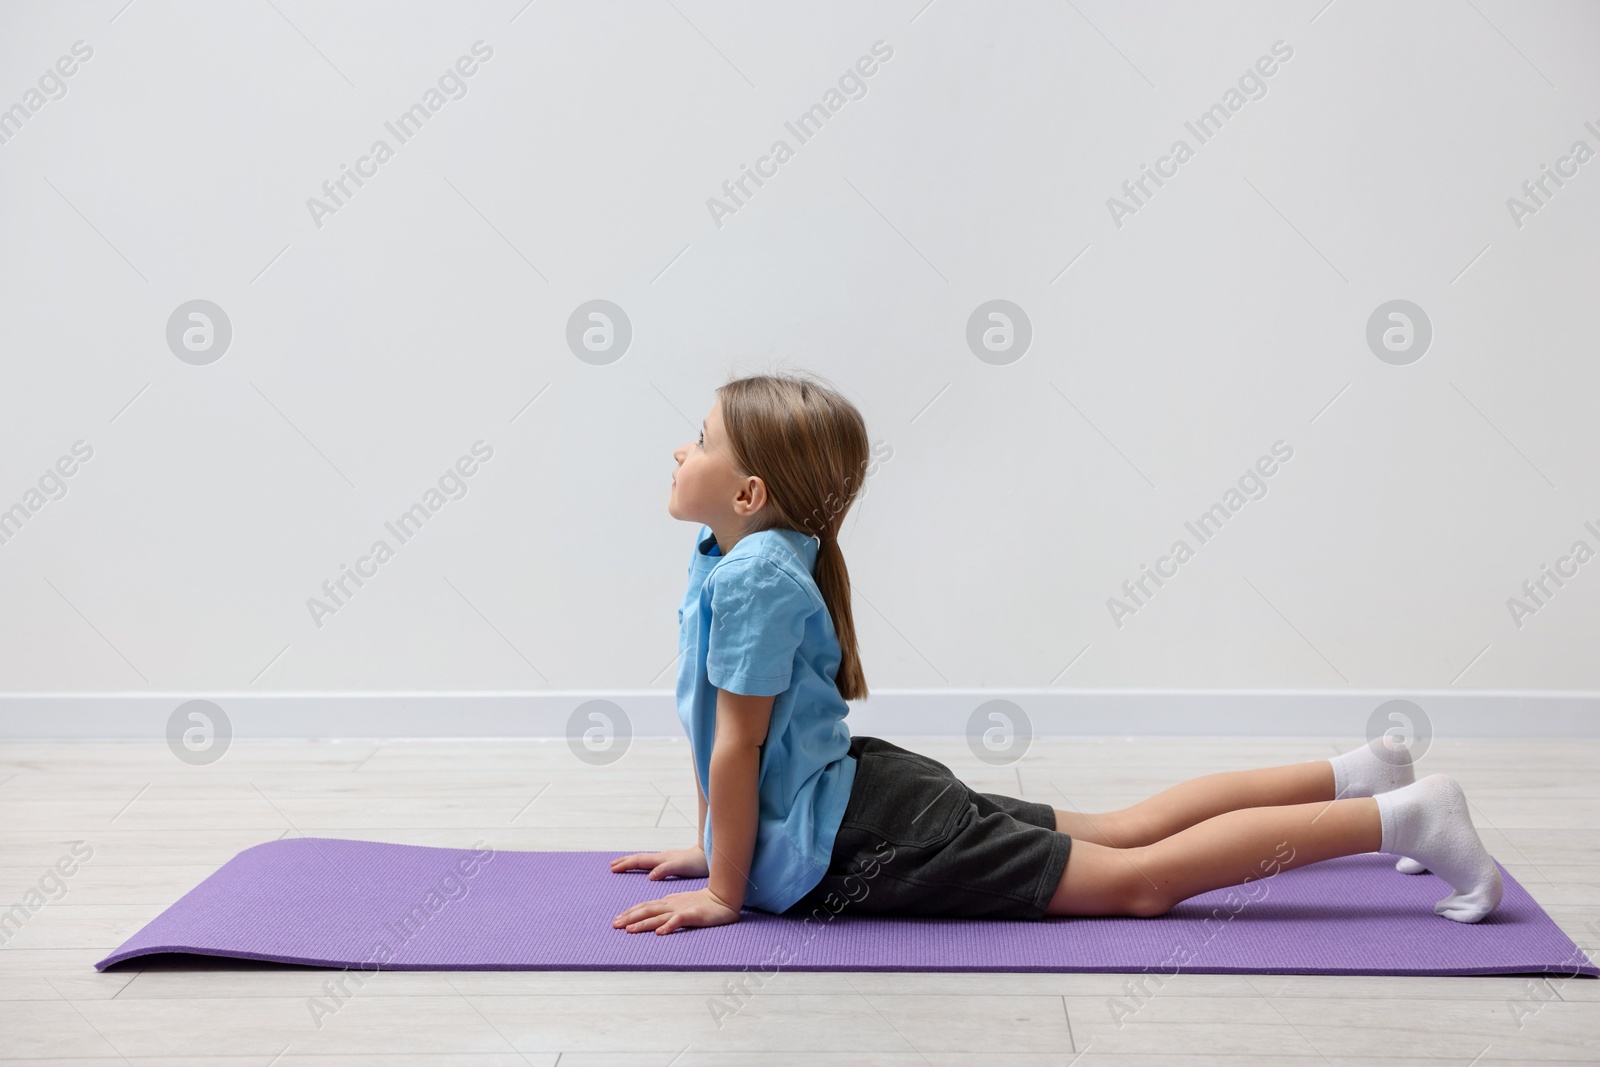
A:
[842,751,968,849]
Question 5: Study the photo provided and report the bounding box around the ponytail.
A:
[813,534,866,701]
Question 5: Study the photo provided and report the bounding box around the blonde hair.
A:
[715,371,870,701]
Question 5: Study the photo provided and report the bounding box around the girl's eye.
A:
[697,431,704,447]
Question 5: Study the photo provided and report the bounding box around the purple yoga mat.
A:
[95,837,1599,976]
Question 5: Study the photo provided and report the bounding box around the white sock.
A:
[1327,739,1424,871]
[1327,736,1415,799]
[1373,775,1503,923]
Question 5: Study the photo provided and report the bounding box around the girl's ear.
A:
[737,475,768,516]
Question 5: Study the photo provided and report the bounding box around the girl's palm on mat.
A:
[609,847,710,880]
[614,887,741,934]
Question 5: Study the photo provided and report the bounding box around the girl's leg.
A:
[1046,796,1380,917]
[1052,759,1336,848]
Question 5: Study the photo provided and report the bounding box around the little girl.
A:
[611,371,1503,934]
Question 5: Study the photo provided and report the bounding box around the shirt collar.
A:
[695,524,819,573]
[696,526,721,557]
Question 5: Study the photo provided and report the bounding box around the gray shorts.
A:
[787,735,1072,921]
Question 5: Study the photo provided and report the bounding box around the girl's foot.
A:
[1374,775,1503,923]
[1327,736,1416,798]
[1326,737,1422,873]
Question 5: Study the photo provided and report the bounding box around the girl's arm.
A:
[704,688,774,910]
[697,773,708,843]
[613,688,774,933]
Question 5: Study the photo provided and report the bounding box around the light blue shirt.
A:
[676,523,857,913]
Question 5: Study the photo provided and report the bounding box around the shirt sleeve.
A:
[705,558,816,696]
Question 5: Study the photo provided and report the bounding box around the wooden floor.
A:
[2,734,1597,1065]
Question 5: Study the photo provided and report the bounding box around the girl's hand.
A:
[614,887,741,934]
[609,846,709,880]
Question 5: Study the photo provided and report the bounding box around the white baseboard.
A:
[1,690,1596,739]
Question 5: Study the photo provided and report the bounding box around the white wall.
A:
[1,2,1596,725]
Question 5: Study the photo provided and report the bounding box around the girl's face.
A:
[669,399,763,532]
